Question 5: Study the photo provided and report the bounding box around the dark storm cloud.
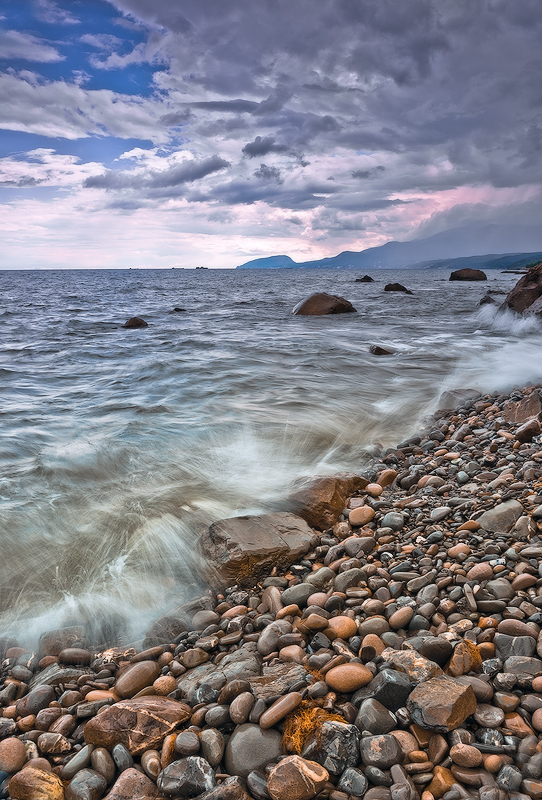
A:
[241,136,290,158]
[253,164,283,184]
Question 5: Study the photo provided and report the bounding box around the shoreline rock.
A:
[4,384,542,800]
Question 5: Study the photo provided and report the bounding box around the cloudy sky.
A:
[1,0,541,268]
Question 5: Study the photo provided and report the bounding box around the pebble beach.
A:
[3,380,542,800]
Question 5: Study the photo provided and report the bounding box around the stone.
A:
[476,500,523,533]
[449,269,487,281]
[356,699,397,734]
[114,660,161,698]
[16,686,55,718]
[91,747,115,784]
[104,768,160,800]
[199,777,252,800]
[199,513,317,586]
[259,692,303,729]
[287,473,368,530]
[229,692,255,725]
[337,767,368,796]
[325,663,373,692]
[363,669,412,712]
[224,724,283,778]
[516,418,541,442]
[65,768,108,800]
[450,744,483,768]
[381,649,443,683]
[500,263,542,314]
[406,676,477,732]
[446,639,483,676]
[200,729,224,768]
[38,626,85,657]
[327,616,358,639]
[418,638,454,667]
[8,767,64,800]
[426,766,455,799]
[504,392,542,424]
[58,648,93,665]
[301,721,360,777]
[122,317,148,328]
[360,734,403,769]
[84,696,191,755]
[157,756,215,797]
[267,755,329,800]
[349,506,376,526]
[0,738,27,773]
[62,746,94,781]
[384,283,413,294]
[371,345,395,355]
[292,293,357,316]
[250,663,307,700]
[474,705,505,727]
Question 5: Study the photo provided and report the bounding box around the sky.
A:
[1,0,542,269]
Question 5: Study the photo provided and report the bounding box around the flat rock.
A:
[250,662,307,700]
[476,500,523,533]
[84,696,191,756]
[381,648,443,683]
[199,512,318,586]
[407,675,477,732]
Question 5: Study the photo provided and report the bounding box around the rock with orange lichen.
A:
[446,640,482,677]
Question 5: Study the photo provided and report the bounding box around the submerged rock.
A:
[122,317,148,328]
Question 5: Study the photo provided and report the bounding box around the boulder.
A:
[356,275,374,282]
[370,345,394,355]
[105,768,160,799]
[384,283,413,294]
[500,262,542,313]
[267,756,329,800]
[285,473,368,530]
[406,675,477,732]
[199,513,318,586]
[122,317,148,328]
[479,293,496,305]
[83,696,191,755]
[449,269,487,281]
[292,293,356,316]
[475,500,523,533]
[9,767,64,800]
[503,391,542,424]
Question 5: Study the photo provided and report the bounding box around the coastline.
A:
[2,383,542,799]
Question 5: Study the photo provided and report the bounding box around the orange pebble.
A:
[153,676,178,696]
[484,755,502,773]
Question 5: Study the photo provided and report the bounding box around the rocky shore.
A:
[3,385,542,800]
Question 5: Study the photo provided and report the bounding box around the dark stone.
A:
[65,768,108,800]
[370,345,395,356]
[301,720,360,776]
[199,512,318,586]
[157,757,215,797]
[356,275,374,282]
[338,767,369,795]
[122,317,148,328]
[285,473,368,531]
[292,293,356,315]
[360,735,403,769]
[449,269,487,281]
[224,724,283,778]
[363,669,412,711]
[384,284,413,294]
[501,263,542,314]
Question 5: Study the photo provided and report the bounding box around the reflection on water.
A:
[0,267,540,645]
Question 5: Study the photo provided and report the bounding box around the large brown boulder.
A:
[406,675,477,732]
[449,269,487,281]
[292,293,356,315]
[285,473,368,530]
[501,262,542,313]
[384,283,412,294]
[199,512,318,587]
[84,696,191,755]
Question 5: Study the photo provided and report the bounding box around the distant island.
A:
[236,224,542,271]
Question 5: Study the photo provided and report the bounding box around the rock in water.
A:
[449,269,487,281]
[500,261,542,313]
[199,512,317,586]
[122,317,148,328]
[356,275,374,282]
[370,344,395,355]
[384,283,413,294]
[292,293,356,315]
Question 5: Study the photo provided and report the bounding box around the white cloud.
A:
[33,0,80,25]
[0,29,63,62]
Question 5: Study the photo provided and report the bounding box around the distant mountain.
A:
[236,224,542,269]
[237,255,295,268]
[411,252,542,272]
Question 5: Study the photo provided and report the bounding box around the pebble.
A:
[325,663,373,692]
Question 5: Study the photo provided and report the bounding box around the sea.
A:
[1,267,541,647]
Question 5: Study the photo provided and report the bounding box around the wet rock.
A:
[337,767,368,796]
[292,293,356,316]
[501,263,542,314]
[157,756,215,797]
[449,269,487,281]
[199,513,317,586]
[8,767,64,800]
[325,663,373,692]
[370,345,395,356]
[65,768,107,800]
[407,676,477,732]
[301,720,360,776]
[360,734,403,769]
[267,755,329,800]
[250,663,307,700]
[286,473,368,530]
[476,500,523,533]
[356,699,397,734]
[105,768,160,800]
[122,317,148,328]
[381,649,443,683]
[224,724,283,778]
[0,738,27,773]
[84,696,191,755]
[384,284,413,294]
